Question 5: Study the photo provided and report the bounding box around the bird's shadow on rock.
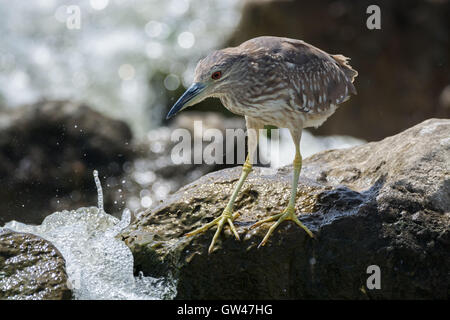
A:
[303,175,387,235]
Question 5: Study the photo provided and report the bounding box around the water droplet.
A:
[163,74,180,91]
[90,0,109,11]
[177,31,195,49]
[118,64,135,81]
[140,196,153,208]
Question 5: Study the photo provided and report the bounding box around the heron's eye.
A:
[211,71,222,80]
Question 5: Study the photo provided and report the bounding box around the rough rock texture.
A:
[0,100,134,225]
[226,0,450,141]
[0,229,72,300]
[120,119,450,299]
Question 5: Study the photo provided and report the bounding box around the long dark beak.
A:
[166,82,206,119]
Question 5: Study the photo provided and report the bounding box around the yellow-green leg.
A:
[251,147,314,248]
[186,155,253,253]
[186,117,262,253]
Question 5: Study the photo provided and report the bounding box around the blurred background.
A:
[0,0,448,225]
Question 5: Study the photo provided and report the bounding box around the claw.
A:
[251,206,314,248]
[185,210,241,254]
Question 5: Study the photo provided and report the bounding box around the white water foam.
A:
[1,170,176,300]
[2,207,176,300]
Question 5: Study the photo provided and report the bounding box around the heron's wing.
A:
[278,38,358,113]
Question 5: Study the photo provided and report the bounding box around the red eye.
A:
[211,71,222,80]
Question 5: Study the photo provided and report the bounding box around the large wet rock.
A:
[227,0,450,141]
[0,229,72,300]
[0,100,134,225]
[120,119,450,299]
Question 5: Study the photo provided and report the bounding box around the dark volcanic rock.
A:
[120,119,450,299]
[0,100,134,225]
[227,0,450,141]
[0,229,72,300]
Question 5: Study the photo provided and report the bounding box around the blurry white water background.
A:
[260,128,365,169]
[0,0,242,135]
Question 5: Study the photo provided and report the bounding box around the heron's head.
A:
[166,49,243,119]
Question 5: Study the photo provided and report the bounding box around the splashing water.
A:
[93,170,104,212]
[1,171,176,300]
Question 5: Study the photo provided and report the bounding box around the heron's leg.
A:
[186,118,260,253]
[185,155,252,253]
[251,138,314,248]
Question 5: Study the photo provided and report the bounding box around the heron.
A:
[167,36,358,253]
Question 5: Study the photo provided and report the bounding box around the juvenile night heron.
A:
[167,36,358,253]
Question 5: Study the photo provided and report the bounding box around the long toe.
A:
[185,215,222,237]
[292,215,314,238]
[249,212,284,230]
[255,206,314,247]
[185,210,240,254]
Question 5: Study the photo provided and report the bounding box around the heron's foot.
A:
[185,209,240,254]
[250,205,314,248]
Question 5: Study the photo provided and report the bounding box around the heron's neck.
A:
[220,93,246,117]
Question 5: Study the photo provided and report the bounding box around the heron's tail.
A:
[331,54,358,83]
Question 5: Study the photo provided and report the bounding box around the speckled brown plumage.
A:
[167,36,358,252]
[194,36,358,130]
